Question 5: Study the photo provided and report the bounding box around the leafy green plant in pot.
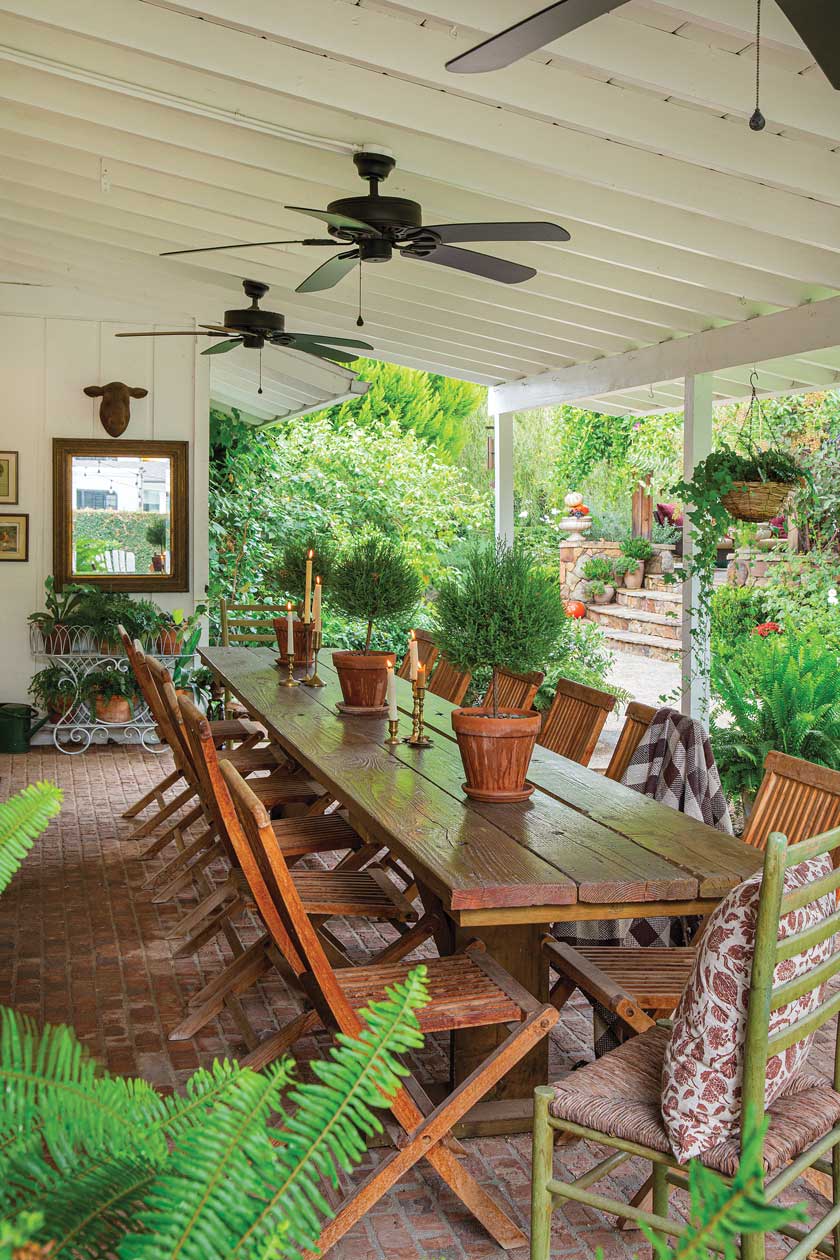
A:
[27,576,94,654]
[434,540,566,802]
[268,532,335,666]
[28,665,76,724]
[618,535,653,590]
[580,555,616,605]
[145,517,168,572]
[329,532,423,713]
[83,667,140,724]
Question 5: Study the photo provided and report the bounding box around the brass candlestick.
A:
[385,717,400,746]
[279,650,299,687]
[301,626,325,687]
[404,676,432,748]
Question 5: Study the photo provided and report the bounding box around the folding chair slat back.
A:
[397,629,439,680]
[604,701,656,782]
[481,667,544,713]
[538,676,616,765]
[427,654,472,705]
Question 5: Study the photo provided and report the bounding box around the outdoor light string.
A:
[750,0,766,131]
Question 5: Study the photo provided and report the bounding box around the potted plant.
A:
[435,540,566,801]
[155,604,205,656]
[145,518,168,572]
[618,536,654,590]
[83,667,140,724]
[28,665,75,723]
[330,532,423,713]
[28,576,94,654]
[269,533,335,666]
[580,556,616,605]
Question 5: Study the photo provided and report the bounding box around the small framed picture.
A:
[0,513,29,561]
[0,452,18,505]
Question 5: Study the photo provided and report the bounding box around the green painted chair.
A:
[531,822,840,1260]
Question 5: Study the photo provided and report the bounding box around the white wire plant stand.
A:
[29,624,195,755]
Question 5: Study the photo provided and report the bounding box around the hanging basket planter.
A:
[720,479,795,523]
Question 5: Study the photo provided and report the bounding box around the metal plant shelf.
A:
[29,624,192,755]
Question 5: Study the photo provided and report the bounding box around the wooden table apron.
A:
[201,646,761,1130]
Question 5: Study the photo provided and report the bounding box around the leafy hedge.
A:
[72,510,161,574]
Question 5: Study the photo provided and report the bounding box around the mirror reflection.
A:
[70,454,172,577]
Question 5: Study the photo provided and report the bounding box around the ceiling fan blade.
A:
[775,0,840,88]
[201,338,243,356]
[115,330,227,338]
[286,206,380,235]
[280,341,361,364]
[403,244,536,284]
[417,221,571,244]
[199,324,244,334]
[285,333,374,350]
[160,238,337,257]
[296,250,360,294]
[446,0,631,73]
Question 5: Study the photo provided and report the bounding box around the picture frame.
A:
[0,513,29,562]
[0,451,19,505]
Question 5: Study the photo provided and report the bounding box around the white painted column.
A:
[681,373,714,722]
[493,408,515,545]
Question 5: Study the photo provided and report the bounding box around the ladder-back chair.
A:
[481,667,544,713]
[537,677,616,766]
[545,751,840,1040]
[220,597,288,649]
[397,629,439,680]
[427,654,472,705]
[532,819,840,1260]
[604,701,657,782]
[219,756,558,1254]
[167,698,413,1047]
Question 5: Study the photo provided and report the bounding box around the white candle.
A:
[303,550,314,623]
[408,630,419,682]
[416,663,426,690]
[386,662,398,720]
[312,576,322,633]
[286,601,294,655]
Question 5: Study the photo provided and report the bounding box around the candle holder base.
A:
[279,653,299,687]
[301,672,326,688]
[385,718,401,746]
[404,735,433,748]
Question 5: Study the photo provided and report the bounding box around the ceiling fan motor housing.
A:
[224,279,285,336]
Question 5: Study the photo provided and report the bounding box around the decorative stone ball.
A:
[564,491,584,509]
[564,600,587,619]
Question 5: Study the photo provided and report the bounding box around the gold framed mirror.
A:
[53,438,189,592]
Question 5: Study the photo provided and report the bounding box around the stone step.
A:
[615,586,683,614]
[586,603,682,641]
[600,628,684,662]
[644,573,683,592]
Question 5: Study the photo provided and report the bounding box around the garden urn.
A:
[623,560,645,590]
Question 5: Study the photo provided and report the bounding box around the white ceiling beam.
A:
[491,296,840,410]
[7,0,840,255]
[253,381,370,428]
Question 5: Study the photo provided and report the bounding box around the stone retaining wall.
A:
[559,540,676,600]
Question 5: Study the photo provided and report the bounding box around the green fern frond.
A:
[0,783,62,896]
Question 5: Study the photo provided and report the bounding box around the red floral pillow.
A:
[661,854,836,1163]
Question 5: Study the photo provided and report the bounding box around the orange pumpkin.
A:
[565,600,587,619]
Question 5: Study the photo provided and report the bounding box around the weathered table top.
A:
[202,646,761,927]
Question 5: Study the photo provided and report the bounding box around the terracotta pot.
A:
[332,650,395,712]
[151,553,165,572]
[622,560,645,590]
[44,624,72,655]
[451,706,541,802]
[47,694,74,724]
[97,638,122,656]
[591,585,615,606]
[273,618,316,668]
[94,693,132,723]
[157,627,181,655]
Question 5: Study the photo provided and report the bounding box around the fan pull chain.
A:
[356,259,365,328]
[750,0,766,131]
[258,346,263,395]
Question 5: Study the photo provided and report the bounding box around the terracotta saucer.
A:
[461,781,535,803]
[335,701,389,717]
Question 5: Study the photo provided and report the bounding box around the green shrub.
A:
[266,529,336,603]
[534,619,629,712]
[329,532,423,652]
[619,536,654,562]
[711,586,769,668]
[580,556,615,583]
[72,509,165,574]
[28,666,73,714]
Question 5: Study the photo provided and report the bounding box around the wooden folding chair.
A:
[537,677,616,765]
[427,653,472,705]
[604,701,656,782]
[545,751,840,1040]
[481,666,544,712]
[532,819,840,1260]
[169,697,423,1048]
[397,629,439,680]
[219,756,559,1253]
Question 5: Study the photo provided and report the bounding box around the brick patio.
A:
[0,745,827,1259]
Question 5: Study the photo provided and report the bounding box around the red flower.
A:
[753,621,783,637]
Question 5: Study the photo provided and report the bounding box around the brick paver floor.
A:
[0,745,829,1259]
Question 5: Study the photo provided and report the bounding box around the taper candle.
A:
[386,661,398,720]
[303,549,314,623]
[286,601,294,655]
[416,663,426,689]
[312,576,322,632]
[408,629,419,681]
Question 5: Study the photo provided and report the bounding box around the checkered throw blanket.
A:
[553,707,733,1055]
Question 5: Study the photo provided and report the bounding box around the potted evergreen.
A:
[580,556,616,605]
[269,532,335,667]
[146,518,168,572]
[617,535,654,590]
[83,668,140,724]
[435,540,566,801]
[330,532,423,713]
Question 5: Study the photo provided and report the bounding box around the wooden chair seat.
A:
[270,813,360,859]
[209,717,265,743]
[247,775,324,807]
[227,745,285,772]
[289,869,416,921]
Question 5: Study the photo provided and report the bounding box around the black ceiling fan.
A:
[161,151,570,296]
[445,0,839,90]
[114,279,372,365]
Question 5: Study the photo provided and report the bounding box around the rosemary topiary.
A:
[330,532,423,652]
[434,539,566,716]
[145,518,168,552]
[268,530,336,602]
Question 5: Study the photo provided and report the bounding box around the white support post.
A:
[681,373,714,723]
[493,408,515,546]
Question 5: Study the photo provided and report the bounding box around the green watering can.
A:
[0,703,50,754]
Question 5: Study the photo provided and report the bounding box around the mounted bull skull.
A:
[84,382,148,437]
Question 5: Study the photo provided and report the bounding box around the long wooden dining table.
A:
[201,644,762,1133]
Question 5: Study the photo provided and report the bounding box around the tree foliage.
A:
[329,532,423,651]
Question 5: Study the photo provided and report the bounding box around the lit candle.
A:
[416,663,426,690]
[303,549,314,623]
[286,601,294,656]
[386,661,398,720]
[312,576,322,633]
[408,629,419,682]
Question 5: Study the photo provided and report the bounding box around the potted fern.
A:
[28,665,75,724]
[83,667,140,723]
[146,517,168,572]
[330,532,423,712]
[617,535,654,590]
[435,540,566,801]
